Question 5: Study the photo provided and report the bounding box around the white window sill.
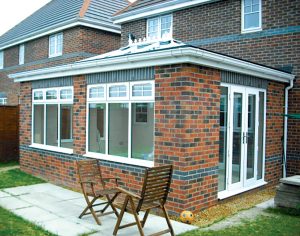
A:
[48,53,62,58]
[84,152,154,168]
[241,27,262,34]
[218,181,267,200]
[30,144,73,154]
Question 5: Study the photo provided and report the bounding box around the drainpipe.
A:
[283,78,294,178]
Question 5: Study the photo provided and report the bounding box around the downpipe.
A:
[283,78,294,178]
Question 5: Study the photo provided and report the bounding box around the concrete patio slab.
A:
[1,183,197,236]
[0,190,10,198]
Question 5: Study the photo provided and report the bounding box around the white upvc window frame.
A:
[0,51,3,69]
[31,86,73,154]
[49,33,63,58]
[130,81,155,101]
[19,44,25,65]
[241,0,262,33]
[146,14,173,40]
[86,80,155,167]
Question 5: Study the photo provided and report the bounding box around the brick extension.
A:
[18,63,286,214]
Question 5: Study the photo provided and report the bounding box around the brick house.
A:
[0,0,128,105]
[8,0,299,214]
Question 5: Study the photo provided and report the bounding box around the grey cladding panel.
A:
[32,77,73,89]
[221,71,268,89]
[87,67,155,84]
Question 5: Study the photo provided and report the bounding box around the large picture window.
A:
[87,81,155,166]
[242,0,262,33]
[32,87,73,153]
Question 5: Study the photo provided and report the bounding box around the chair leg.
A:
[79,197,97,218]
[128,197,144,236]
[113,196,129,236]
[161,205,174,236]
[141,209,150,228]
[103,193,120,218]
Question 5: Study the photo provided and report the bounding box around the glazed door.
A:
[227,86,259,191]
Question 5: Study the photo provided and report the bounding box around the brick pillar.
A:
[73,75,87,155]
[19,82,32,146]
[155,63,221,214]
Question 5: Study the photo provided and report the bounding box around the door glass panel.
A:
[232,93,242,184]
[218,87,228,191]
[108,103,129,157]
[33,105,44,144]
[46,104,58,146]
[60,105,73,149]
[247,94,256,179]
[257,92,265,179]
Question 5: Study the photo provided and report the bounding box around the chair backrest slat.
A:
[137,165,173,212]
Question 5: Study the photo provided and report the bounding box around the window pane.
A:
[88,103,106,154]
[34,91,43,100]
[131,103,154,161]
[218,87,228,191]
[0,51,3,69]
[161,15,172,38]
[57,34,63,54]
[245,12,259,29]
[148,18,159,39]
[46,90,57,100]
[33,105,44,144]
[89,87,104,98]
[49,36,55,55]
[109,85,127,98]
[108,103,128,157]
[132,83,152,97]
[60,105,73,149]
[247,94,256,179]
[60,89,72,100]
[46,104,58,146]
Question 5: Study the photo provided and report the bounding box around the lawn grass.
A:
[179,207,300,236]
[0,206,56,236]
[0,161,19,168]
[0,169,45,189]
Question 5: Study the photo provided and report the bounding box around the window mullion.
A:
[105,101,109,155]
[43,104,46,145]
[128,101,132,159]
[58,103,61,147]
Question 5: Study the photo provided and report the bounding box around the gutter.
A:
[10,47,294,83]
[283,78,294,178]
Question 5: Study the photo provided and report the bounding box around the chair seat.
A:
[114,197,160,212]
[86,188,120,197]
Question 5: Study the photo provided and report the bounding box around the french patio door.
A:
[219,84,265,195]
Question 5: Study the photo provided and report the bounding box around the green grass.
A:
[0,169,45,189]
[0,207,56,236]
[0,161,19,168]
[179,207,300,236]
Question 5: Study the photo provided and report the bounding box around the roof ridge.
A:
[79,0,92,18]
[114,0,141,16]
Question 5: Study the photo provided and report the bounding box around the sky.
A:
[0,0,51,36]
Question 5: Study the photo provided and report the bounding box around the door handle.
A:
[242,132,248,144]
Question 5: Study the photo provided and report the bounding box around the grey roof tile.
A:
[0,0,128,49]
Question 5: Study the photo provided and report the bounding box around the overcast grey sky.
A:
[0,0,51,36]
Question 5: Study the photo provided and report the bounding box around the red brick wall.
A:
[0,26,121,105]
[154,63,221,213]
[265,81,285,185]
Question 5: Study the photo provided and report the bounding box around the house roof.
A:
[0,0,129,50]
[10,38,295,83]
[113,0,220,24]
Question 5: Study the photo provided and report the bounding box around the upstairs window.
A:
[0,51,3,69]
[49,33,63,57]
[147,14,172,40]
[242,0,262,33]
[19,44,25,65]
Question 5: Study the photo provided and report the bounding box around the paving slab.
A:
[2,183,197,236]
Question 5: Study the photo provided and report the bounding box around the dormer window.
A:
[242,0,262,33]
[49,33,63,57]
[147,14,172,40]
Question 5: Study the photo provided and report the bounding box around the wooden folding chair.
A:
[113,165,174,236]
[76,159,120,225]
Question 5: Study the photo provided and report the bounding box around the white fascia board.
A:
[11,47,294,83]
[113,0,219,24]
[0,20,121,51]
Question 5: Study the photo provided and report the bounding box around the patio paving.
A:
[0,183,197,236]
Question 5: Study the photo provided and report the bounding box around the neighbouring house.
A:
[0,0,128,105]
[8,0,299,215]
